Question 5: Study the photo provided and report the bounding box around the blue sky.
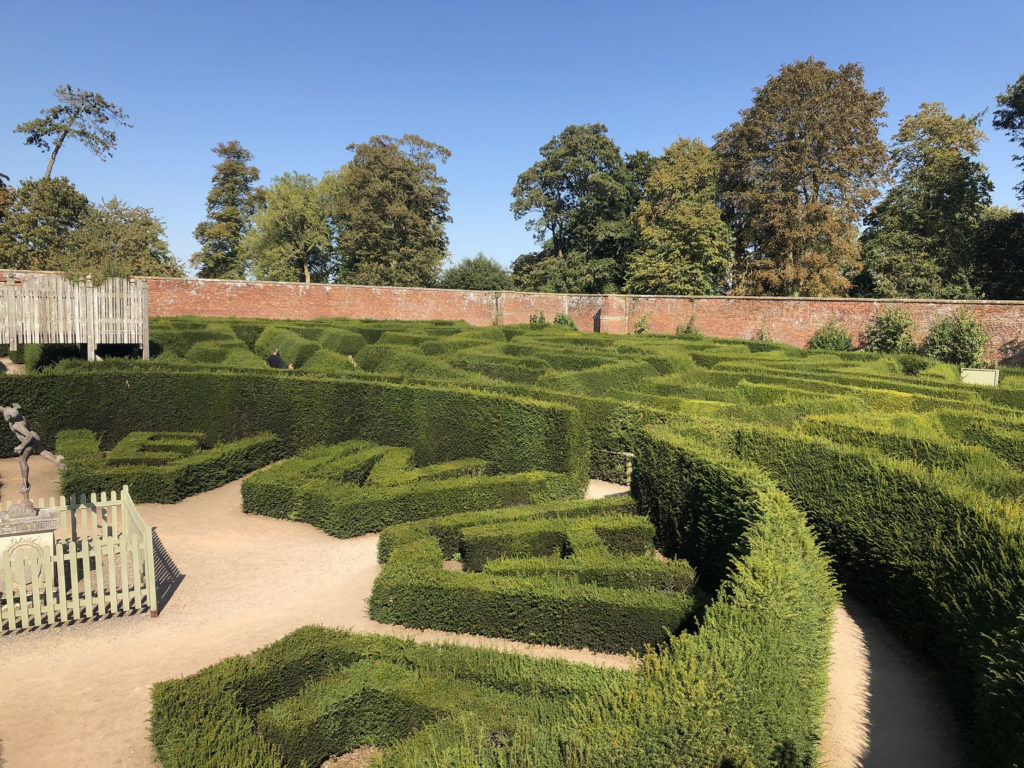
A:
[2,0,1022,274]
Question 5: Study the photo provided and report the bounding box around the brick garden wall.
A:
[6,272,1024,364]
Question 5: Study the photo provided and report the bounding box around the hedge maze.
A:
[4,315,1023,766]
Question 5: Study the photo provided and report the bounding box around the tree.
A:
[241,172,335,283]
[715,58,889,296]
[994,73,1024,202]
[190,141,263,279]
[974,206,1024,299]
[510,124,641,293]
[439,253,511,290]
[14,85,132,179]
[0,177,90,270]
[331,134,451,287]
[62,198,182,280]
[624,138,732,295]
[861,103,992,298]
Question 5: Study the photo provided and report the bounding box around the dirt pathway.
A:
[0,469,630,768]
[0,463,965,767]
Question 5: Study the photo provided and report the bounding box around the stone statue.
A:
[1,403,66,499]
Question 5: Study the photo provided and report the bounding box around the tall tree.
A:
[974,206,1024,299]
[715,58,889,296]
[439,253,511,291]
[861,103,992,298]
[331,134,451,287]
[241,172,335,283]
[0,177,90,270]
[14,85,132,179]
[190,141,263,279]
[64,198,183,280]
[510,124,641,293]
[994,73,1024,202]
[624,138,732,295]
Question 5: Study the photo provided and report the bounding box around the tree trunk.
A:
[304,259,311,283]
[43,131,69,179]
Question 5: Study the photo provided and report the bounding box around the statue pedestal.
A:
[0,501,59,594]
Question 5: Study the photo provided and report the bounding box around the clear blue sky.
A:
[2,0,1022,274]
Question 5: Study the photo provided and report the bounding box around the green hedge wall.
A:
[727,424,1024,766]
[57,429,283,502]
[0,370,589,482]
[631,426,837,764]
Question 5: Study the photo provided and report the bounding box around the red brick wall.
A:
[8,272,1023,364]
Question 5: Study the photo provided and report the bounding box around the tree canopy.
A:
[64,198,182,280]
[190,141,263,279]
[0,176,90,270]
[331,134,451,287]
[624,138,732,295]
[14,85,132,179]
[994,73,1024,203]
[242,172,336,283]
[715,58,889,296]
[510,124,645,293]
[860,103,992,298]
[439,253,511,291]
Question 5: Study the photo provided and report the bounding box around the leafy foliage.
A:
[994,72,1024,202]
[438,253,511,290]
[14,84,132,178]
[65,197,182,279]
[625,138,732,295]
[0,176,89,270]
[510,124,646,293]
[808,320,853,351]
[974,205,1024,299]
[190,141,264,279]
[861,103,992,298]
[331,134,451,287]
[715,58,889,296]
[242,172,336,283]
[862,307,917,353]
[552,313,577,330]
[921,309,991,367]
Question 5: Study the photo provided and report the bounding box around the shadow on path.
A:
[152,528,184,613]
[849,598,965,768]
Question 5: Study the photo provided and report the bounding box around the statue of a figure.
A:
[1,403,66,498]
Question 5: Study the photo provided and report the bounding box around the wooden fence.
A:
[1,486,158,632]
[1,272,149,360]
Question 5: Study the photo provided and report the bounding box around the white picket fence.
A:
[1,272,149,359]
[0,487,158,632]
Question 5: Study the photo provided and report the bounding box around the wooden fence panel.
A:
[0,273,148,359]
[1,487,156,633]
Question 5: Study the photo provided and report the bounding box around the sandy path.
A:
[0,468,629,768]
[0,462,966,768]
[820,599,964,767]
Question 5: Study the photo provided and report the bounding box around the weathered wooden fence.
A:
[0,487,158,632]
[1,272,149,359]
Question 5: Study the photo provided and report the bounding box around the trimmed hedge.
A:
[726,423,1024,765]
[58,429,283,502]
[254,327,320,369]
[242,442,584,538]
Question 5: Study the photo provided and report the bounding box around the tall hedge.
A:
[0,370,589,481]
[727,424,1024,766]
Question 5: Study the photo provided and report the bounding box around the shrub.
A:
[632,315,650,335]
[921,309,990,367]
[552,313,577,330]
[528,312,546,326]
[863,307,916,353]
[675,312,700,337]
[808,320,853,351]
[897,353,930,376]
[58,429,283,502]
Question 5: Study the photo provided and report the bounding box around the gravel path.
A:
[0,466,629,768]
[0,461,965,767]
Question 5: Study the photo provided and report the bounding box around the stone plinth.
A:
[0,503,59,593]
